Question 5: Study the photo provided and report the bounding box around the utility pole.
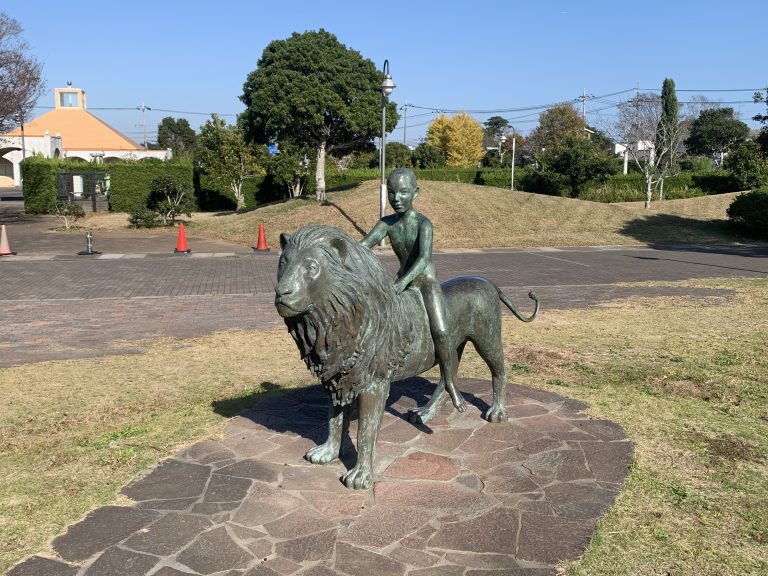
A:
[137,102,151,149]
[400,102,412,146]
[510,129,516,191]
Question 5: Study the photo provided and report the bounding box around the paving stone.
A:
[82,546,159,576]
[408,566,465,576]
[377,417,423,443]
[150,568,198,576]
[517,512,596,564]
[135,498,198,511]
[518,437,565,456]
[232,485,304,526]
[387,545,441,568]
[123,513,212,556]
[341,505,429,548]
[383,451,460,481]
[191,501,241,515]
[455,473,484,491]
[463,446,528,471]
[280,466,348,492]
[262,556,302,574]
[221,434,279,459]
[565,418,628,441]
[505,404,551,419]
[204,473,253,502]
[543,482,617,520]
[413,428,473,454]
[274,529,338,562]
[444,552,519,569]
[334,542,406,576]
[176,526,253,574]
[481,463,541,494]
[242,566,281,576]
[52,506,157,562]
[300,490,366,519]
[506,385,567,405]
[515,414,577,433]
[122,459,211,501]
[374,481,495,517]
[294,567,337,576]
[216,460,282,483]
[581,440,634,483]
[261,437,322,465]
[263,508,337,539]
[472,422,545,445]
[6,556,78,576]
[428,507,519,554]
[524,449,593,482]
[247,538,273,559]
[227,523,267,542]
[179,440,237,464]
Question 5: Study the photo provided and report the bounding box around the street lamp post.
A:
[379,60,396,239]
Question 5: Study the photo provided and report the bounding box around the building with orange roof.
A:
[0,85,170,187]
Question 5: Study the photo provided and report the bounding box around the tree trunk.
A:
[644,175,653,209]
[231,181,245,211]
[658,178,665,201]
[315,141,326,204]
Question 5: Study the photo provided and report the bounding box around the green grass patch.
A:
[1,279,766,574]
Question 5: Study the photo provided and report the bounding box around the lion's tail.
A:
[496,286,539,323]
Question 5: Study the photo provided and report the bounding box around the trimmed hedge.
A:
[20,156,57,214]
[109,160,194,212]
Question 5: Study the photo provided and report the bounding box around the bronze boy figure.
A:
[361,168,467,413]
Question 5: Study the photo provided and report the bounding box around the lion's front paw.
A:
[342,465,372,490]
[305,441,340,464]
[484,405,508,423]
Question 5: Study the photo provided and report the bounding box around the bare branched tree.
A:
[0,12,45,133]
[608,93,683,209]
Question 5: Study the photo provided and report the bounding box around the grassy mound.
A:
[186,181,739,248]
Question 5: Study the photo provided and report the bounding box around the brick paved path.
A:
[1,243,766,368]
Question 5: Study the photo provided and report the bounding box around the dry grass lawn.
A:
[81,182,744,249]
[1,278,766,574]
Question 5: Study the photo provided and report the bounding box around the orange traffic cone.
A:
[0,225,16,256]
[174,222,191,253]
[253,223,270,252]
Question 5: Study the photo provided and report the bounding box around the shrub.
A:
[128,206,160,228]
[724,142,768,191]
[148,175,195,225]
[727,189,768,239]
[53,200,85,229]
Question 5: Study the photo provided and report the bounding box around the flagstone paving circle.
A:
[8,378,633,576]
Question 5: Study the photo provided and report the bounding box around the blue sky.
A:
[5,0,766,146]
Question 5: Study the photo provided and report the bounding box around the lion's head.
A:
[275,225,413,404]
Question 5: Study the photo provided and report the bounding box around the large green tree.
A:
[527,103,586,153]
[157,117,196,157]
[483,115,510,148]
[240,29,398,203]
[0,12,45,132]
[685,107,749,166]
[541,135,616,197]
[196,114,266,210]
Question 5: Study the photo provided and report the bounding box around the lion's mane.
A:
[282,225,414,405]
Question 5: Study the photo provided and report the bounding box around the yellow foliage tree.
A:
[426,114,450,153]
[426,112,485,168]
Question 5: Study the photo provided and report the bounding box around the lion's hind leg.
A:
[408,343,465,425]
[306,403,348,464]
[473,334,509,423]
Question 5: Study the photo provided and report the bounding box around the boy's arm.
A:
[394,219,433,293]
[361,220,389,248]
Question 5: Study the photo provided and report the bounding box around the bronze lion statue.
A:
[274,224,538,489]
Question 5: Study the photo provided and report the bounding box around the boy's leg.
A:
[422,284,467,412]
